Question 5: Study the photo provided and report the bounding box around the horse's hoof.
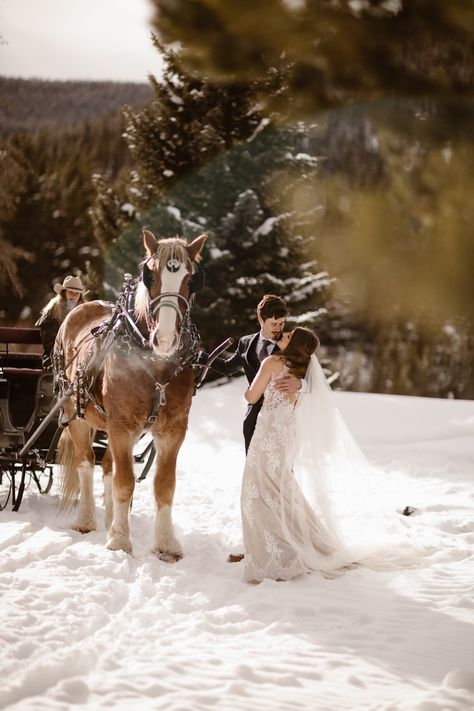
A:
[153,549,183,563]
[73,522,96,534]
[106,536,132,554]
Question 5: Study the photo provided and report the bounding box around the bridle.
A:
[142,253,195,350]
[149,291,190,323]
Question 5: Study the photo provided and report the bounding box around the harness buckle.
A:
[155,381,167,406]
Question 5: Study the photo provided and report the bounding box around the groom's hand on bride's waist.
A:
[273,374,303,392]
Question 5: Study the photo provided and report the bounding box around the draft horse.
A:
[55,230,207,558]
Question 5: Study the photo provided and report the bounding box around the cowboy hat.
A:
[53,275,85,295]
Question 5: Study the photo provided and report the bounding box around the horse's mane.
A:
[135,237,190,322]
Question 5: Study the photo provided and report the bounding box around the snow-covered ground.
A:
[1,378,473,711]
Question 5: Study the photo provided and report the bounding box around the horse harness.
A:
[53,270,202,429]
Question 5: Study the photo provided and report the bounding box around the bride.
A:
[241,327,420,583]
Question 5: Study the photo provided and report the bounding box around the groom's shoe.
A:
[227,553,245,563]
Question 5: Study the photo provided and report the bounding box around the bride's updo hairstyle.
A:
[282,327,319,378]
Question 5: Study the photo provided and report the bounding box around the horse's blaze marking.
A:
[154,262,188,351]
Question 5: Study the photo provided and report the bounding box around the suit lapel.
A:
[245,333,260,369]
[250,333,260,357]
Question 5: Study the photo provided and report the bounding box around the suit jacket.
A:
[214,332,261,384]
[214,333,278,452]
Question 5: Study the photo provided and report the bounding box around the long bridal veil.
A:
[283,354,426,573]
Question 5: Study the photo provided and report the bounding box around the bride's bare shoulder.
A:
[264,354,285,375]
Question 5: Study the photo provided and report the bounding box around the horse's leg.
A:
[152,430,185,562]
[102,445,113,531]
[106,431,135,554]
[68,419,96,533]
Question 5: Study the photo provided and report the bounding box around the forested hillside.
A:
[0,76,151,324]
[0,77,152,135]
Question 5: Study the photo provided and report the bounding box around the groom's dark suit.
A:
[214,332,278,453]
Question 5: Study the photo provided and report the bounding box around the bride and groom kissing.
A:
[212,295,419,584]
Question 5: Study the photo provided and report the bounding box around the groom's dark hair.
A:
[257,294,287,321]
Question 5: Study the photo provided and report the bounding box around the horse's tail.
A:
[57,429,79,510]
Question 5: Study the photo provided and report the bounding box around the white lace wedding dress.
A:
[241,358,424,583]
[241,366,345,583]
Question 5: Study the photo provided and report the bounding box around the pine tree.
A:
[121,37,262,203]
[91,42,335,351]
[89,172,130,255]
[190,132,334,347]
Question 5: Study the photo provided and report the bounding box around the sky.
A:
[1,381,473,709]
[0,0,163,83]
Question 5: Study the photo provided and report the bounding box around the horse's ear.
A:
[143,229,158,257]
[186,234,207,264]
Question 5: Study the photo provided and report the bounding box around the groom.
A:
[213,294,302,454]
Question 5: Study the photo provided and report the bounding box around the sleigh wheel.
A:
[41,466,54,494]
[12,463,28,512]
[31,466,54,494]
[0,464,13,511]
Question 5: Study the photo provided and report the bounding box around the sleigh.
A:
[0,326,153,512]
[0,326,60,510]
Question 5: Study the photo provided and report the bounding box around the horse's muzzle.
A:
[151,330,179,356]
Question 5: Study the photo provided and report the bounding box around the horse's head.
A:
[136,230,207,357]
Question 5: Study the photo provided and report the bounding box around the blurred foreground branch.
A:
[151,0,474,113]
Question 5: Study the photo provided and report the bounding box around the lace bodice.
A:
[261,365,298,413]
